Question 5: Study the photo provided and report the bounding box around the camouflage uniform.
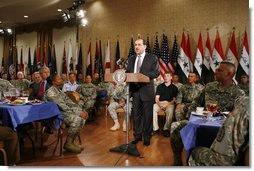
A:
[173,82,184,90]
[0,78,14,97]
[10,79,31,91]
[108,82,131,120]
[238,84,249,96]
[188,96,249,166]
[171,81,246,166]
[175,83,204,121]
[44,86,86,139]
[77,83,97,111]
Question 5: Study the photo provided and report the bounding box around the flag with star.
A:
[153,35,161,59]
[201,32,214,84]
[236,30,249,82]
[146,36,151,54]
[177,32,190,84]
[194,32,203,78]
[159,34,174,78]
[211,30,224,72]
[128,37,135,58]
[186,33,193,72]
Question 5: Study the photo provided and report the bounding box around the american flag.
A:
[128,37,135,58]
[153,35,161,58]
[171,35,179,67]
[146,36,151,54]
[159,34,174,77]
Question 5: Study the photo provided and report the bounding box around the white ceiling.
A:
[0,0,80,28]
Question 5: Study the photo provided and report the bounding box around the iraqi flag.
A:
[236,31,249,82]
[194,32,203,78]
[211,30,224,72]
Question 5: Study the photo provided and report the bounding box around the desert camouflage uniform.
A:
[188,96,249,166]
[171,81,246,166]
[0,78,14,97]
[175,83,204,121]
[77,83,97,111]
[44,86,86,138]
[10,79,31,91]
[108,82,131,120]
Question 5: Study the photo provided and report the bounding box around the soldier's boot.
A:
[73,138,84,150]
[110,119,120,131]
[64,136,82,153]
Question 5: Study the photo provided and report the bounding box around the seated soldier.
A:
[188,96,249,166]
[0,78,14,98]
[45,74,89,153]
[171,61,246,165]
[77,75,97,119]
[238,74,249,96]
[10,71,31,92]
[175,72,204,121]
[152,71,178,137]
[107,82,132,131]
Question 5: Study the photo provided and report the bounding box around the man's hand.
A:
[80,111,89,120]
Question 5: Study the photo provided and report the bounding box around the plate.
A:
[191,111,209,116]
[31,103,43,105]
[222,111,229,115]
[8,103,26,106]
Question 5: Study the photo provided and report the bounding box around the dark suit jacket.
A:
[29,80,51,100]
[126,53,160,101]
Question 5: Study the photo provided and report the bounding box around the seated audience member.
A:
[172,74,183,90]
[107,82,131,131]
[1,72,8,80]
[152,71,178,137]
[0,126,20,165]
[188,96,249,166]
[26,74,32,82]
[61,73,68,84]
[238,74,249,96]
[29,72,42,87]
[0,78,14,97]
[77,75,97,112]
[29,66,51,100]
[45,74,89,153]
[77,73,84,84]
[62,72,79,92]
[92,72,101,86]
[10,71,31,91]
[174,72,204,121]
[171,61,246,166]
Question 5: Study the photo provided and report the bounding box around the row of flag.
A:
[2,30,249,85]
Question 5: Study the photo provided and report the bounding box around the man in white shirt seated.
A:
[62,72,79,92]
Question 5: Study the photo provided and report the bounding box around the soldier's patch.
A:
[217,126,225,142]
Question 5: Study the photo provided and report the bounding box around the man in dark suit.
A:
[29,66,52,134]
[126,38,160,146]
[29,67,51,100]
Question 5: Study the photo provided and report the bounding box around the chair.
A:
[157,110,166,133]
[0,141,7,166]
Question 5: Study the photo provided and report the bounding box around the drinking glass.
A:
[206,102,217,121]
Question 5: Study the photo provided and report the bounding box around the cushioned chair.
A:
[0,141,7,166]
[65,91,80,104]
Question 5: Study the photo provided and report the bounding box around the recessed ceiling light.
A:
[57,9,62,12]
[24,15,28,18]
[0,21,2,24]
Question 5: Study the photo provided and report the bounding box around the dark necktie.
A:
[37,81,45,99]
[136,55,142,73]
